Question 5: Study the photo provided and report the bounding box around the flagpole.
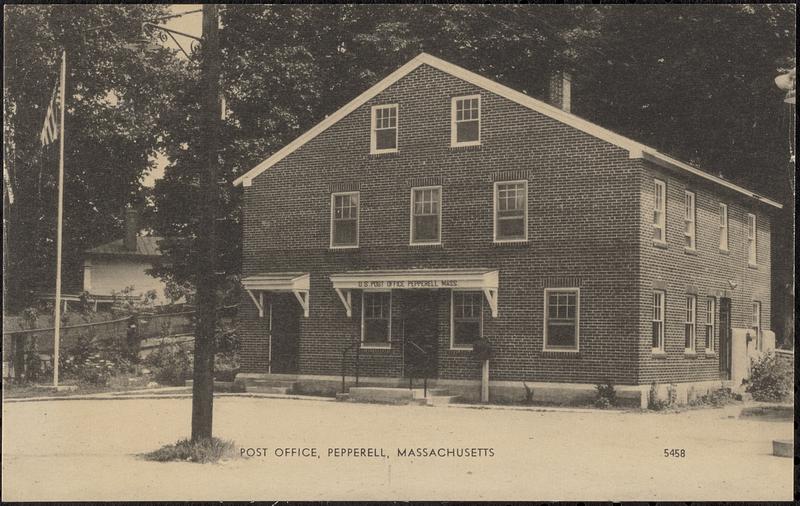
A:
[52,49,66,387]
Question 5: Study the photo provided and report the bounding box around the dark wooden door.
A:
[402,290,439,379]
[719,298,732,380]
[270,293,301,374]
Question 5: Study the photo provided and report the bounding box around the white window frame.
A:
[719,203,729,251]
[450,289,483,351]
[684,295,696,353]
[684,190,696,251]
[409,185,442,245]
[493,180,528,243]
[450,94,481,147]
[653,179,666,244]
[329,191,359,249]
[752,301,762,351]
[360,290,392,349]
[543,288,580,352]
[705,296,716,353]
[652,290,666,353]
[747,213,757,266]
[370,104,398,154]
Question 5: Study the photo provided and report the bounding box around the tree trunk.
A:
[191,3,220,443]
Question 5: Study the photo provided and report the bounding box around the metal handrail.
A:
[341,339,362,393]
[405,338,429,398]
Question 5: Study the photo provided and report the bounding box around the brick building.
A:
[232,53,781,405]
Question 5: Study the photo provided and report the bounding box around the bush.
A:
[214,352,240,382]
[522,381,535,405]
[594,381,617,408]
[143,437,236,463]
[648,382,672,411]
[746,352,793,402]
[143,343,193,386]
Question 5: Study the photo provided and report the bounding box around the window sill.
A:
[368,150,400,159]
[719,248,730,255]
[653,240,668,249]
[543,348,580,354]
[748,263,758,270]
[684,350,698,358]
[651,350,667,359]
[492,239,529,247]
[409,242,443,249]
[330,246,359,251]
[684,247,697,256]
[704,350,717,357]
[361,344,391,350]
[450,346,474,352]
[449,143,482,152]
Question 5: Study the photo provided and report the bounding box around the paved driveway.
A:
[2,396,793,501]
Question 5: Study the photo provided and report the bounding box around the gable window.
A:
[653,179,666,243]
[752,301,762,351]
[451,291,483,349]
[330,192,359,248]
[684,295,696,352]
[451,95,481,146]
[370,104,398,154]
[719,203,729,251]
[494,181,528,242]
[544,288,580,351]
[684,191,696,250]
[747,213,757,266]
[705,297,716,352]
[362,291,391,347]
[652,290,665,352]
[410,186,441,244]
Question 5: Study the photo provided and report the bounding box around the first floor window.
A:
[331,192,359,247]
[653,179,666,243]
[411,186,441,244]
[494,181,528,241]
[544,289,579,350]
[684,295,696,351]
[452,291,482,348]
[705,297,716,352]
[752,301,761,351]
[362,291,391,346]
[652,290,665,352]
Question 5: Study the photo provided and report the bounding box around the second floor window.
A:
[371,104,398,153]
[653,179,666,243]
[719,203,729,251]
[494,181,528,242]
[411,186,441,244]
[684,191,696,250]
[685,295,696,352]
[747,213,757,265]
[451,95,481,146]
[330,192,359,248]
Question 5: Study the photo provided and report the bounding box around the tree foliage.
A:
[4,4,188,310]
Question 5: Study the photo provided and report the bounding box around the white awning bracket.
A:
[335,288,353,317]
[483,287,498,318]
[242,272,311,318]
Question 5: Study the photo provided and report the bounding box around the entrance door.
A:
[402,290,439,379]
[718,298,732,380]
[270,293,301,374]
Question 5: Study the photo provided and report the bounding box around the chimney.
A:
[124,206,138,251]
[548,71,572,113]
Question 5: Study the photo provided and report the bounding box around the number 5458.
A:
[664,448,686,457]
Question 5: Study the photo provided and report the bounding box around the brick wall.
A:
[636,161,772,385]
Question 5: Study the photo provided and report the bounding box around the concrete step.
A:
[348,387,414,404]
[246,385,290,394]
[248,379,297,388]
[424,395,461,406]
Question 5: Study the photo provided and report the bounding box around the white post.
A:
[481,359,489,403]
[52,50,66,387]
[267,299,273,374]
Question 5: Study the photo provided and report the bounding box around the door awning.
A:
[242,272,310,318]
[329,268,499,318]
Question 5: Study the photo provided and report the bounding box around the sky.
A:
[141,5,203,188]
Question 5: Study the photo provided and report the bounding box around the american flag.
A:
[40,85,59,146]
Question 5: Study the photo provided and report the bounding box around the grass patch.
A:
[142,437,237,464]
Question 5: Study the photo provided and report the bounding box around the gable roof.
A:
[233,53,781,209]
[85,236,163,258]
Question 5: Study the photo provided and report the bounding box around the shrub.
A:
[143,437,236,463]
[746,352,793,402]
[648,382,671,411]
[214,352,240,382]
[522,381,535,405]
[143,343,193,386]
[594,381,617,408]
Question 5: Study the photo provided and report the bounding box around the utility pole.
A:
[191,3,220,442]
